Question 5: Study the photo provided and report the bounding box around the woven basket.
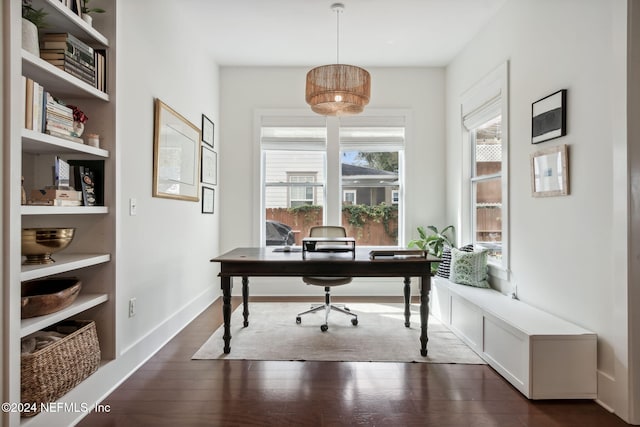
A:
[21,320,101,417]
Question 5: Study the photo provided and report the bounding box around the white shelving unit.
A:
[3,1,117,426]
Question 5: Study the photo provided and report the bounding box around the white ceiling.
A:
[190,0,508,67]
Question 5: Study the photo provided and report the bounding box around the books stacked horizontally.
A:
[40,33,96,87]
[27,188,82,207]
[44,93,83,143]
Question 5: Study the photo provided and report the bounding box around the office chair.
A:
[295,226,358,332]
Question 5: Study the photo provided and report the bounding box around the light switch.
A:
[129,198,137,216]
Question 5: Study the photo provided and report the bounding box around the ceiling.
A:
[188,0,508,67]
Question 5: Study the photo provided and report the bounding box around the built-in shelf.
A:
[20,293,109,338]
[22,128,110,157]
[32,0,109,47]
[20,254,111,282]
[21,205,109,215]
[22,50,109,100]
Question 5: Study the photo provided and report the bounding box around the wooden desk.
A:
[211,247,439,356]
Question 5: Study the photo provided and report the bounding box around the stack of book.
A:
[27,188,83,207]
[40,33,96,87]
[44,93,82,143]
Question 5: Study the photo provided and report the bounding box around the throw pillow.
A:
[436,244,474,278]
[448,247,490,288]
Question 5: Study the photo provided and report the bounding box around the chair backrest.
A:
[308,226,347,238]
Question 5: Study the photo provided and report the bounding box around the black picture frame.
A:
[531,89,567,144]
[201,146,217,185]
[201,114,214,148]
[202,186,214,214]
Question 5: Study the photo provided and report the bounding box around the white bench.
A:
[430,276,597,399]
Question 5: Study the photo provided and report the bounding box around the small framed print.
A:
[202,186,214,214]
[531,89,567,144]
[201,146,217,185]
[531,144,569,197]
[201,114,214,148]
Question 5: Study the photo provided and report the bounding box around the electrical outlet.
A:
[129,298,136,317]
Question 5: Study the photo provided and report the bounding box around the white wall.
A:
[445,0,634,421]
[219,67,446,295]
[116,1,220,353]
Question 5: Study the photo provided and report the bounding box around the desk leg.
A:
[242,276,249,327]
[403,277,411,327]
[420,275,431,357]
[221,276,232,354]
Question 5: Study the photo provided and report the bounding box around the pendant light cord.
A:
[335,6,341,64]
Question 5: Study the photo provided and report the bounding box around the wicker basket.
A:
[21,320,101,417]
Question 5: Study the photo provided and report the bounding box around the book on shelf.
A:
[41,33,94,57]
[77,166,96,206]
[69,160,104,206]
[25,77,33,130]
[45,129,84,144]
[41,48,95,71]
[29,188,82,204]
[95,49,107,92]
[26,199,83,207]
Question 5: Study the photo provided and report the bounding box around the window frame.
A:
[460,63,510,280]
[257,109,409,248]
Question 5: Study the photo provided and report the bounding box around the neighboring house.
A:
[341,163,398,206]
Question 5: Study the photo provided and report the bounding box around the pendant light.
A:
[305,3,371,116]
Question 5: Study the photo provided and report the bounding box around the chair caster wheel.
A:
[296,317,301,324]
[351,318,358,326]
[320,324,328,332]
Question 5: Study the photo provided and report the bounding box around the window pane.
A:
[264,150,325,246]
[341,150,399,246]
[474,116,502,176]
[474,178,502,260]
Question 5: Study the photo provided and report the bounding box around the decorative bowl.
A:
[21,228,75,265]
[21,278,82,318]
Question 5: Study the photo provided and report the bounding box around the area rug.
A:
[193,302,485,364]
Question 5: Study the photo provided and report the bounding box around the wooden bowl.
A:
[21,228,75,265]
[21,278,82,318]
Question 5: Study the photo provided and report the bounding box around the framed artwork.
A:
[202,186,214,214]
[201,146,217,185]
[201,114,214,148]
[531,144,569,197]
[531,89,567,144]
[153,98,201,201]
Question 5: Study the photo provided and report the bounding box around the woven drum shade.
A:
[306,64,371,116]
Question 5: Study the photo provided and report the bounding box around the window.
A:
[343,190,356,205]
[471,116,502,260]
[260,112,407,247]
[461,63,509,275]
[288,174,316,207]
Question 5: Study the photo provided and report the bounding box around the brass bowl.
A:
[21,228,75,265]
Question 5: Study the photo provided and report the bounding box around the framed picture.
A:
[201,114,214,148]
[201,146,217,185]
[153,99,201,201]
[531,144,569,197]
[202,186,214,214]
[531,89,567,144]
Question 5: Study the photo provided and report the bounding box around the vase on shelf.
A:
[82,14,93,26]
[73,121,85,137]
[22,18,39,56]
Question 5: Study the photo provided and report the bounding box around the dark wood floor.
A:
[80,297,628,427]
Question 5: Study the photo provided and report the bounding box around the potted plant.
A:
[80,0,105,26]
[22,0,47,56]
[408,225,455,273]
